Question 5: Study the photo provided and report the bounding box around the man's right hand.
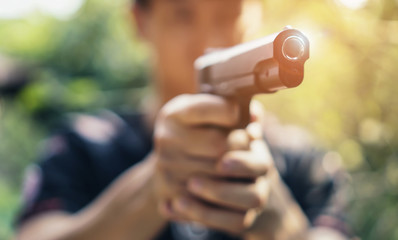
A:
[152,93,240,216]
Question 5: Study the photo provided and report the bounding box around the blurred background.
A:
[0,0,397,239]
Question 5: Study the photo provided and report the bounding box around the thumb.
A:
[250,99,265,124]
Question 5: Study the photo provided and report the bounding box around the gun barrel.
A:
[282,36,306,61]
[195,28,310,96]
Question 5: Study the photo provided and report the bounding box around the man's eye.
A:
[212,17,238,34]
[173,7,195,24]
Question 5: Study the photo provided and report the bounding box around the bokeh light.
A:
[0,0,85,20]
[335,0,368,9]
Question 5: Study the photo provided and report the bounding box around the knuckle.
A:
[228,129,250,150]
[258,166,269,176]
[175,94,195,118]
[243,183,262,207]
[249,192,264,208]
[177,93,193,102]
[251,181,268,207]
[160,94,191,120]
[154,123,166,140]
[158,104,172,121]
[154,126,173,151]
[181,98,208,123]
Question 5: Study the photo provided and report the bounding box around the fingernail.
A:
[160,201,174,216]
[188,178,203,192]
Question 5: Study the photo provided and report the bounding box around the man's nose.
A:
[189,28,228,61]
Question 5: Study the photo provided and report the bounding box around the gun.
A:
[195,27,310,127]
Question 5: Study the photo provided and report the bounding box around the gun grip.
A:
[236,97,252,129]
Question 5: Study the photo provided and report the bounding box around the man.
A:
[15,0,351,239]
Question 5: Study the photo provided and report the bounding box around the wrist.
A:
[244,171,309,240]
[75,153,167,240]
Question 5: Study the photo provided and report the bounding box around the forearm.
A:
[18,154,167,240]
[76,153,166,240]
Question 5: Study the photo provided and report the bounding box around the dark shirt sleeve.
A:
[15,112,152,228]
[16,131,98,226]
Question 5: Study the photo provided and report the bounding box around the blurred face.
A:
[135,0,256,102]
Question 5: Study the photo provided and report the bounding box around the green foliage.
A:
[0,0,397,239]
[0,0,149,238]
[0,180,19,240]
[255,0,398,238]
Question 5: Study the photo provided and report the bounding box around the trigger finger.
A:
[227,129,250,151]
[246,122,264,140]
[249,100,265,123]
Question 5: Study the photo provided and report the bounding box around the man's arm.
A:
[17,94,242,240]
[17,155,166,240]
[244,170,348,240]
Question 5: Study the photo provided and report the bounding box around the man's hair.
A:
[135,0,150,8]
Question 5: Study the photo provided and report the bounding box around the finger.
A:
[154,167,186,199]
[187,176,269,211]
[227,129,250,151]
[249,99,265,123]
[180,127,229,158]
[171,196,250,234]
[155,120,229,158]
[162,94,239,127]
[246,122,264,141]
[217,140,273,178]
[158,199,175,218]
[250,138,272,157]
[158,200,190,222]
[157,154,220,181]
